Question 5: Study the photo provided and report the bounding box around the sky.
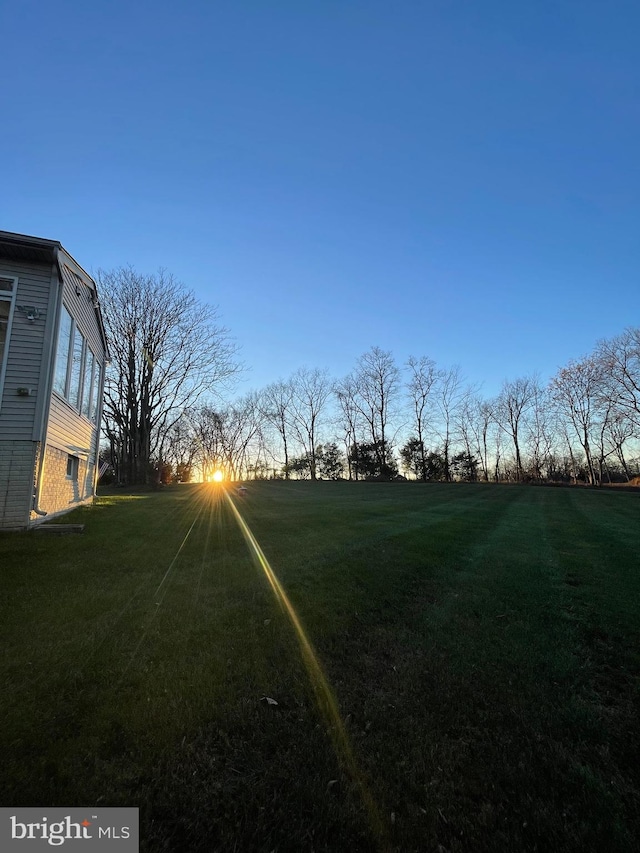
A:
[2,0,639,400]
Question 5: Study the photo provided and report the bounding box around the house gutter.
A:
[31,245,63,519]
[91,356,107,497]
[88,275,108,498]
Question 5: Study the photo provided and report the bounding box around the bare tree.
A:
[492,421,505,482]
[334,374,363,480]
[164,412,199,481]
[523,379,554,480]
[190,406,225,480]
[290,367,332,480]
[604,410,636,480]
[352,347,401,477]
[259,379,295,478]
[219,393,263,480]
[99,267,239,484]
[406,355,438,481]
[596,328,640,428]
[494,376,536,481]
[433,366,464,482]
[549,358,607,485]
[457,391,495,482]
[190,393,262,481]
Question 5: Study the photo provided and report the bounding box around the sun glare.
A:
[212,470,224,482]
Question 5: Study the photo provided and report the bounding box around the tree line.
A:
[99,269,640,486]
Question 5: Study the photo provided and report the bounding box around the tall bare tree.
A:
[549,358,607,485]
[259,379,295,478]
[290,367,332,480]
[334,374,363,480]
[523,379,554,480]
[433,366,464,482]
[352,347,401,477]
[494,376,536,481]
[459,394,494,482]
[100,267,239,484]
[596,328,640,428]
[406,355,438,481]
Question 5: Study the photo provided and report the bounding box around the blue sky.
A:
[2,0,639,399]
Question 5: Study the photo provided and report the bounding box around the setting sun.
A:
[212,470,224,482]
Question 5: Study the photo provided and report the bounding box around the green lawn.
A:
[1,482,639,852]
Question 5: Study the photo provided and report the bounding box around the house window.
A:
[81,349,94,418]
[66,455,79,480]
[0,277,18,408]
[53,306,73,396]
[89,358,101,423]
[68,325,84,408]
[53,305,100,419]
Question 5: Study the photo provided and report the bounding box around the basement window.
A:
[66,455,79,481]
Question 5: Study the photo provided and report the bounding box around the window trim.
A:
[0,277,18,413]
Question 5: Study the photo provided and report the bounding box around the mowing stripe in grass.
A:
[223,487,390,852]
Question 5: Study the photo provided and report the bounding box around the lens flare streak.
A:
[224,491,388,849]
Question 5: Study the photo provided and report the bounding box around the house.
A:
[0,231,108,529]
